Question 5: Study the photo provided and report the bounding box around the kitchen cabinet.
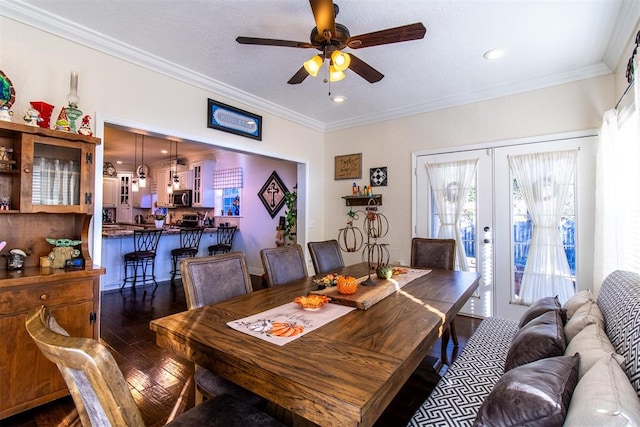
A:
[156,168,171,207]
[0,268,102,419]
[118,173,132,206]
[102,176,118,208]
[0,121,104,419]
[192,160,215,208]
[0,121,98,214]
[176,170,193,190]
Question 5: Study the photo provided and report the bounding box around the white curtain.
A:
[425,159,478,271]
[594,55,640,286]
[508,150,578,305]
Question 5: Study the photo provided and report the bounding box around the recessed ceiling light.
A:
[116,160,123,164]
[332,95,347,103]
[161,149,168,154]
[483,47,508,60]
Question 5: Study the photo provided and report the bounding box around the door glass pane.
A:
[430,177,478,272]
[511,176,576,298]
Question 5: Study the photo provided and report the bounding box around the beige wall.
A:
[325,76,614,266]
[0,17,325,274]
[2,14,631,276]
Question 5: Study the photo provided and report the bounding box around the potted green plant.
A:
[283,191,297,243]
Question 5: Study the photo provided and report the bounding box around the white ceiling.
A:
[4,0,638,135]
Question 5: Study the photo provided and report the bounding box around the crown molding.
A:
[603,0,640,71]
[0,0,326,132]
[325,62,612,131]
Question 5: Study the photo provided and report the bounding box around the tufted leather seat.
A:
[410,237,457,366]
[180,253,265,406]
[260,244,308,287]
[308,240,344,275]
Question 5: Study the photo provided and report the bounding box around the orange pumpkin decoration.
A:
[337,275,358,295]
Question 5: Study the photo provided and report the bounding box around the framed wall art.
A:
[334,153,362,180]
[370,166,388,187]
[207,98,262,140]
[258,171,289,218]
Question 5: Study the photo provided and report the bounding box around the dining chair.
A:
[308,239,345,275]
[24,306,284,427]
[260,244,308,287]
[170,227,204,287]
[208,226,238,255]
[121,229,163,293]
[180,253,264,406]
[410,237,458,366]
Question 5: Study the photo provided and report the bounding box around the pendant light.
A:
[172,141,180,190]
[166,140,173,195]
[138,135,147,188]
[131,134,139,192]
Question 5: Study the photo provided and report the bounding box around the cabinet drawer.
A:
[0,280,94,315]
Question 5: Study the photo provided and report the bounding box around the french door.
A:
[415,133,595,320]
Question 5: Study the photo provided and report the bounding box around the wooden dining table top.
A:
[150,263,480,427]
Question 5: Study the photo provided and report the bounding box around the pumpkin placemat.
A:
[310,268,431,310]
[227,302,356,346]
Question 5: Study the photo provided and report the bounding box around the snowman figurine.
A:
[23,107,42,127]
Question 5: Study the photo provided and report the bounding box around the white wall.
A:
[0,17,326,276]
[324,76,614,268]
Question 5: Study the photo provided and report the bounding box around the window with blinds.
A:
[213,167,243,216]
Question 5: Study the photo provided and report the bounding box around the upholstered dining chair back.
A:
[25,305,147,426]
[260,244,308,287]
[308,240,345,275]
[25,306,285,427]
[410,238,456,270]
[180,252,253,309]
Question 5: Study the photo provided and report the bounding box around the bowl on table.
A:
[294,294,331,311]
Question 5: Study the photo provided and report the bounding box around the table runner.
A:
[227,302,356,346]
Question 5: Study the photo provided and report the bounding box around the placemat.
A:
[227,302,356,346]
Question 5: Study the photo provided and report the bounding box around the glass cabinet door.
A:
[21,134,94,213]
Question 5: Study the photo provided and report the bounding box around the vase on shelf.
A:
[154,219,164,229]
[30,101,54,129]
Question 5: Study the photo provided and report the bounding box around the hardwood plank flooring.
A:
[2,278,481,427]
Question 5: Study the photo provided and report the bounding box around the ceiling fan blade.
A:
[287,66,310,85]
[347,22,426,49]
[309,0,336,39]
[348,53,384,83]
[236,36,313,49]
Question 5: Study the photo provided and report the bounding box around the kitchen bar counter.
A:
[101,226,235,291]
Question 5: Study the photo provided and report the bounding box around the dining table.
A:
[150,262,480,427]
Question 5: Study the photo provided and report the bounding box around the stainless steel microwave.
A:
[171,189,192,207]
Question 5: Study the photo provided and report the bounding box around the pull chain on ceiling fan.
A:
[236,0,426,86]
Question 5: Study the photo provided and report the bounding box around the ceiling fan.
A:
[236,0,426,85]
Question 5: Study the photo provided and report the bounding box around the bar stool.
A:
[208,226,237,255]
[170,227,204,287]
[121,229,163,292]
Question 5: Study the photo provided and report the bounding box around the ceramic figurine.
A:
[54,108,71,132]
[0,105,12,122]
[78,114,93,136]
[45,238,82,269]
[23,107,42,127]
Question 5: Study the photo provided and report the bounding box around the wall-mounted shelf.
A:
[342,195,382,206]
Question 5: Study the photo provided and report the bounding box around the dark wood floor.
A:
[3,277,481,427]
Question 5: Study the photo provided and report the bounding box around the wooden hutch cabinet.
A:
[0,121,104,419]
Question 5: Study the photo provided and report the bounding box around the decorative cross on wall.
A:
[258,170,289,218]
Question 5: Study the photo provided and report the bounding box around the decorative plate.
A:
[0,70,15,109]
[103,162,117,177]
[294,294,331,310]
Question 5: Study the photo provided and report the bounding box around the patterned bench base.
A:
[408,317,518,427]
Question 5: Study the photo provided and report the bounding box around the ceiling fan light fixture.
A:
[329,66,345,82]
[331,51,350,72]
[303,55,323,77]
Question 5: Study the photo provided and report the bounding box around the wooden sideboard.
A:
[0,121,104,419]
